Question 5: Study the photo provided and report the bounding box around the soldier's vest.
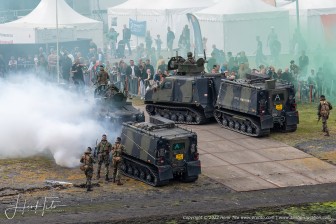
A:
[113,144,123,157]
[98,141,111,155]
[112,144,124,162]
[80,154,93,171]
[98,72,109,85]
[320,101,330,117]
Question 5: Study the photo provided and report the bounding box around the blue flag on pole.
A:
[129,18,147,37]
[187,13,203,55]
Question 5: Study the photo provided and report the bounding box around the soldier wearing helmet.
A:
[96,134,112,181]
[112,137,125,185]
[80,147,95,191]
[186,52,196,64]
[318,95,332,136]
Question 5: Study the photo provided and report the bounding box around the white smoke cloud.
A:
[0,75,114,167]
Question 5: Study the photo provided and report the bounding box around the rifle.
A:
[317,116,321,124]
[93,139,98,159]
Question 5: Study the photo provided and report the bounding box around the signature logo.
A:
[5,194,67,219]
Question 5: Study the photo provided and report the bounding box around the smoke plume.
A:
[0,75,113,167]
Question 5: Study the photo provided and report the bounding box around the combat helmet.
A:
[115,137,121,143]
[85,147,92,154]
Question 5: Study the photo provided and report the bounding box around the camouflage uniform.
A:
[112,137,125,185]
[97,68,109,86]
[96,135,112,180]
[80,147,95,191]
[95,67,110,95]
[317,95,332,136]
[186,52,196,64]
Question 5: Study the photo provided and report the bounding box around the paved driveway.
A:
[136,105,336,192]
[180,122,336,191]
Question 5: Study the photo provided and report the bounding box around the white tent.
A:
[282,0,336,49]
[195,0,289,56]
[275,0,294,7]
[0,0,103,47]
[107,0,215,50]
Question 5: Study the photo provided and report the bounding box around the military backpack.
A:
[80,155,90,171]
[320,101,330,117]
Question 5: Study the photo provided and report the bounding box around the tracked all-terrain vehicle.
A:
[214,76,299,137]
[145,55,224,124]
[94,84,145,124]
[120,116,201,186]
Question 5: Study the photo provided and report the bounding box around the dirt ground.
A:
[1,139,336,224]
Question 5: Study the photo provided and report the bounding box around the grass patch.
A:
[270,103,336,146]
[130,96,144,106]
[0,156,54,168]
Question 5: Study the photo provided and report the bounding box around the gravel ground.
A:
[296,138,336,165]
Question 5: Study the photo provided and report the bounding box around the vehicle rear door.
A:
[170,139,189,168]
[269,90,287,117]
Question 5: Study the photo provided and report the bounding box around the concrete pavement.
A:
[136,105,336,192]
[180,122,336,192]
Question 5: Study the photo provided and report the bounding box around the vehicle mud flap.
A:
[158,165,173,181]
[186,160,201,177]
[286,111,299,125]
[260,115,273,129]
[144,90,153,101]
[203,104,216,119]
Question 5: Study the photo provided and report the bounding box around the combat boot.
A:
[87,186,93,192]
[117,180,123,185]
[325,131,330,136]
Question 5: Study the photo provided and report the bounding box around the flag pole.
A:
[56,0,60,83]
[296,0,300,31]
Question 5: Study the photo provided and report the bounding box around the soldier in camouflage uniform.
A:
[112,137,125,185]
[80,147,95,191]
[317,95,332,136]
[95,65,110,95]
[96,65,110,86]
[186,52,196,64]
[96,134,112,181]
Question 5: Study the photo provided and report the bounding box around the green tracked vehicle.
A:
[120,116,201,186]
[144,54,224,124]
[94,84,145,124]
[214,76,299,137]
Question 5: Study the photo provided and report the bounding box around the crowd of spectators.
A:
[0,24,334,103]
